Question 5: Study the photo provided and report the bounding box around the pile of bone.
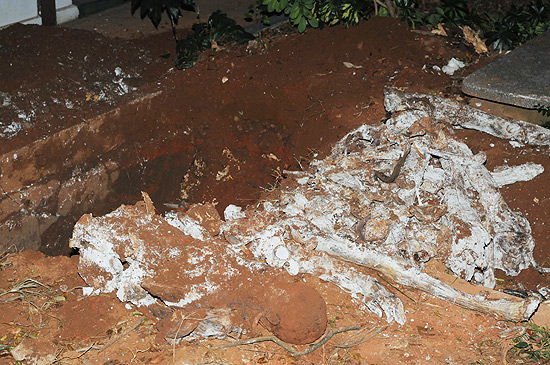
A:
[70,88,548,343]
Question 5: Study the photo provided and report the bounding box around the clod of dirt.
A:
[259,281,327,344]
[69,194,328,345]
[10,338,58,364]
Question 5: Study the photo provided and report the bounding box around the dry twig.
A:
[211,325,360,356]
[98,318,145,352]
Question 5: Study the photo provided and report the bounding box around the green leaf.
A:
[308,17,319,27]
[298,17,307,32]
[290,3,300,18]
[515,341,530,349]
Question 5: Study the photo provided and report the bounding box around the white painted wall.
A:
[0,0,79,28]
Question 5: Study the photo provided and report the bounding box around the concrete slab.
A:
[462,30,550,109]
[469,97,549,125]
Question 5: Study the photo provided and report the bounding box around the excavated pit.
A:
[0,88,296,255]
[3,18,550,299]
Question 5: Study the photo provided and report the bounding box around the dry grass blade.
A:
[0,278,50,301]
[0,278,60,328]
[329,324,388,361]
[98,318,145,352]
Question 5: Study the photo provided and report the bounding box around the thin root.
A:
[329,325,387,361]
[211,325,360,357]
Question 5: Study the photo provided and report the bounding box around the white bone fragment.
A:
[224,204,246,221]
[491,163,544,187]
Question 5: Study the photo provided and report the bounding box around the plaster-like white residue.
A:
[327,172,364,190]
[293,192,310,208]
[73,89,545,328]
[222,262,240,278]
[112,67,136,96]
[421,165,445,194]
[538,287,550,298]
[168,247,181,258]
[491,163,544,187]
[389,111,427,133]
[442,58,465,75]
[187,248,208,264]
[97,90,107,101]
[261,201,277,213]
[310,214,334,233]
[185,261,207,278]
[1,92,10,107]
[164,282,215,307]
[250,228,287,267]
[80,247,123,293]
[274,245,290,260]
[134,294,158,307]
[227,244,267,271]
[0,121,22,139]
[164,213,205,240]
[284,260,300,275]
[82,287,95,296]
[309,159,322,167]
[224,204,246,221]
[116,262,154,303]
[283,203,303,216]
[509,140,524,148]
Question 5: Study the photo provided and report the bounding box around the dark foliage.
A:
[130,0,196,29]
[174,11,255,69]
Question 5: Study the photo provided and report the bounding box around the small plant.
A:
[537,103,550,129]
[426,0,473,28]
[131,1,254,69]
[175,11,255,69]
[318,0,373,27]
[536,103,550,118]
[394,0,424,29]
[477,1,550,50]
[260,0,373,32]
[131,0,197,41]
[245,1,272,25]
[512,323,550,361]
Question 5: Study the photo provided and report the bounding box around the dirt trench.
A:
[1,17,475,256]
[2,15,550,364]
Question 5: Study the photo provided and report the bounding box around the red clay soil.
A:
[1,15,550,363]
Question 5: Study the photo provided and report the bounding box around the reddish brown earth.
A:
[1,14,550,363]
